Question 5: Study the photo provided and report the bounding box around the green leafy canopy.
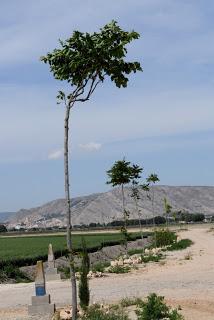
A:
[147,173,159,184]
[41,20,142,104]
[106,159,133,187]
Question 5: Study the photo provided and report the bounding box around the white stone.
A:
[117,259,124,266]
[110,260,118,267]
[95,271,103,277]
[60,308,72,320]
[152,248,157,254]
[124,259,132,265]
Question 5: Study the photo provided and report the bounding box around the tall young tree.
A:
[147,173,159,246]
[130,164,149,239]
[41,21,142,319]
[163,197,172,227]
[106,158,133,243]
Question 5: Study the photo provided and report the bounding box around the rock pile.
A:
[108,247,162,268]
[110,255,142,267]
[75,270,104,280]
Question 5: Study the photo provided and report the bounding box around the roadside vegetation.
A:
[0,263,30,283]
[80,304,129,320]
[154,229,177,247]
[141,253,163,263]
[0,229,193,281]
[108,265,131,274]
[67,293,184,320]
[167,239,193,251]
[135,293,184,320]
[92,261,110,273]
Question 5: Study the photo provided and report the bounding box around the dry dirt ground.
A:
[1,225,214,319]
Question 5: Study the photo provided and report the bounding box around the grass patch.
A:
[167,239,193,251]
[92,261,110,273]
[141,254,163,263]
[128,248,145,256]
[108,265,130,274]
[120,297,142,307]
[80,304,129,320]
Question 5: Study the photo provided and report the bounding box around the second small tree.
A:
[130,164,150,239]
[106,158,133,245]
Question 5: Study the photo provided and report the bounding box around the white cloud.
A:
[48,149,63,160]
[79,142,102,152]
[0,0,205,67]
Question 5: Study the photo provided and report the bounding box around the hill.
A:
[8,186,214,229]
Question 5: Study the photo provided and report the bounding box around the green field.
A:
[0,232,145,266]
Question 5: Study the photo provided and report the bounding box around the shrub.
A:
[0,224,7,233]
[80,304,129,320]
[154,230,177,247]
[141,254,162,263]
[136,293,184,320]
[92,261,110,273]
[120,297,142,307]
[0,264,30,283]
[108,265,130,274]
[79,239,90,309]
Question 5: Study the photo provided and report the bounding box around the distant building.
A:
[204,214,214,223]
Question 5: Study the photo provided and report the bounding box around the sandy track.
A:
[1,226,214,319]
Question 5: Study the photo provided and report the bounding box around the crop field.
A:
[0,232,145,265]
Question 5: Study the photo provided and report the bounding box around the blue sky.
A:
[0,0,214,211]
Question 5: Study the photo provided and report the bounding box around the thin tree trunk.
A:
[134,197,143,240]
[121,184,126,228]
[151,186,157,247]
[121,184,128,249]
[152,186,155,226]
[64,106,77,320]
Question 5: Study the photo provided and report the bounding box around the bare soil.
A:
[1,225,214,319]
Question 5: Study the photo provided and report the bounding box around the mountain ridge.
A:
[8,185,214,229]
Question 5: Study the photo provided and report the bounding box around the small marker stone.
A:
[48,243,55,269]
[28,260,55,316]
[45,243,61,281]
[35,260,46,296]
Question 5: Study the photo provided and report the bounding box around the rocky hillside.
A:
[8,186,214,229]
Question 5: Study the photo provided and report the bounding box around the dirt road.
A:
[1,225,214,319]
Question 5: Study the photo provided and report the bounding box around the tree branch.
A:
[75,73,103,102]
